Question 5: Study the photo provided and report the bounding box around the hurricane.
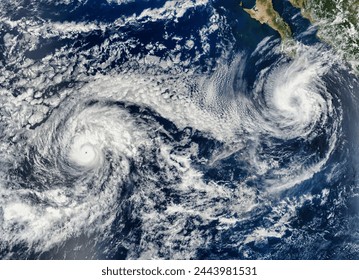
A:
[0,0,358,260]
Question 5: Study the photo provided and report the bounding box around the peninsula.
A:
[242,0,292,41]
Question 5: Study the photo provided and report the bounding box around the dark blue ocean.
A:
[0,0,358,260]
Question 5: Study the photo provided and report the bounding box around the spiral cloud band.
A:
[0,0,358,260]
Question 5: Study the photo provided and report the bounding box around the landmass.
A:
[242,0,292,41]
[289,0,359,73]
[288,0,314,22]
[241,0,359,73]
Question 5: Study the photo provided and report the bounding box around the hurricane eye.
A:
[68,138,101,169]
[289,96,301,107]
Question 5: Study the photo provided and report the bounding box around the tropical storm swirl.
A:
[0,0,358,259]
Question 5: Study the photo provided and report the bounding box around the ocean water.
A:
[0,0,358,259]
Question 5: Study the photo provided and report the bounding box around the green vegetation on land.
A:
[242,0,359,73]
